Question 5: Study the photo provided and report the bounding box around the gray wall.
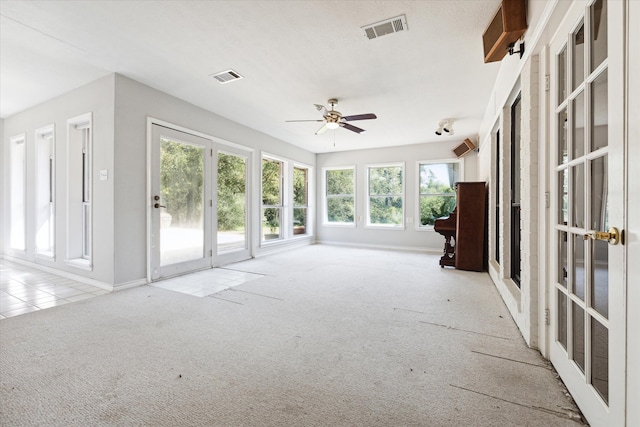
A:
[316,140,478,252]
[1,75,116,284]
[112,75,316,285]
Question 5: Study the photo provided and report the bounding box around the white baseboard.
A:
[315,240,442,255]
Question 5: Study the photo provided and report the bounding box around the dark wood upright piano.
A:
[434,208,457,268]
[434,182,487,272]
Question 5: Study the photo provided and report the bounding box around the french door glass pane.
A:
[591,317,609,403]
[573,91,585,159]
[558,231,568,287]
[160,139,204,266]
[572,302,585,373]
[572,163,585,228]
[559,108,568,164]
[558,46,567,103]
[592,239,609,318]
[573,234,586,300]
[558,290,568,350]
[559,169,568,224]
[217,152,246,253]
[591,155,609,318]
[591,70,608,151]
[572,21,585,91]
[590,0,607,72]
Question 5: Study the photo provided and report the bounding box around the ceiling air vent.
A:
[361,15,408,40]
[210,69,243,84]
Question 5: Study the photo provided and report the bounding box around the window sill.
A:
[65,258,93,271]
[364,225,406,231]
[322,223,356,228]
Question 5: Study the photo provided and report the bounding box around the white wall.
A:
[1,75,116,285]
[316,140,478,252]
[112,74,316,285]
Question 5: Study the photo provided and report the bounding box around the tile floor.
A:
[0,259,110,320]
[1,259,265,320]
[150,267,264,297]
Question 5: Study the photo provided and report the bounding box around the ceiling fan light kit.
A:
[286,98,377,136]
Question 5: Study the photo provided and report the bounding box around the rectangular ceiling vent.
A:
[362,15,408,40]
[210,69,243,84]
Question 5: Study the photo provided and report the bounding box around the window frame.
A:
[365,162,405,229]
[323,165,356,228]
[66,112,92,270]
[9,133,27,253]
[415,159,463,230]
[261,155,285,242]
[292,164,310,236]
[35,125,56,259]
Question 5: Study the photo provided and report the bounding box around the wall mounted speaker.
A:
[453,138,476,158]
[482,0,528,63]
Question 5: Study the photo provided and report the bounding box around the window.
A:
[10,134,26,251]
[81,127,91,259]
[35,126,55,257]
[495,130,501,264]
[511,93,522,286]
[67,113,92,268]
[293,166,308,235]
[367,163,404,227]
[262,157,283,241]
[417,161,459,227]
[324,167,355,226]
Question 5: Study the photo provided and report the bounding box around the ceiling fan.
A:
[286,99,377,135]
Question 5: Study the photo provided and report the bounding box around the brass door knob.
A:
[583,227,620,245]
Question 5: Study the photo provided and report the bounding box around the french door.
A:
[150,124,213,280]
[150,123,253,280]
[549,1,625,425]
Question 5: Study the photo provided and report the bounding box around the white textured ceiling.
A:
[0,0,502,153]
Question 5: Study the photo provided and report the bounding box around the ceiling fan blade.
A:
[340,123,366,134]
[342,113,377,121]
[315,123,329,135]
[285,119,325,122]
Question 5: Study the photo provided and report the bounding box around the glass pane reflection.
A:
[573,22,585,91]
[591,70,608,151]
[572,163,585,228]
[573,234,585,300]
[557,291,567,350]
[558,231,568,287]
[573,91,585,159]
[558,46,567,103]
[591,317,609,404]
[591,0,607,72]
[559,109,568,164]
[572,302,585,373]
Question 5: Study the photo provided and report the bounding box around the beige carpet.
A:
[0,245,584,426]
